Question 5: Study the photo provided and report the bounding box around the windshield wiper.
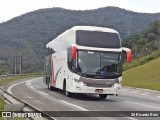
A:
[77,71,97,75]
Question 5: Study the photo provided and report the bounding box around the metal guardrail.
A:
[0,88,55,120]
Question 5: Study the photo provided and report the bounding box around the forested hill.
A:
[123,20,160,58]
[0,6,160,72]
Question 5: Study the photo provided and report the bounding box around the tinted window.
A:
[76,50,122,79]
[76,30,121,48]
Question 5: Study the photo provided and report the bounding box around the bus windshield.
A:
[76,50,122,79]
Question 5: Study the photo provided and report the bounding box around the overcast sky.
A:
[0,0,160,23]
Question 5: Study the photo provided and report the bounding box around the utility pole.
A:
[19,56,22,75]
[14,56,22,75]
[14,56,17,75]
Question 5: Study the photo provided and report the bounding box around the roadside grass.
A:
[0,98,5,120]
[123,57,160,91]
[0,74,42,87]
[123,49,160,71]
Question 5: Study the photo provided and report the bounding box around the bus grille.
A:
[86,83,113,88]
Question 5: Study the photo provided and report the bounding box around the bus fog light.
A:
[80,81,87,86]
[113,83,121,90]
[76,86,81,90]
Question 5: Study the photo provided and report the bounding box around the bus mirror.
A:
[122,47,132,63]
[126,50,132,63]
[72,45,77,59]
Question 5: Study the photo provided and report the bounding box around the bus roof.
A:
[46,26,119,49]
[70,26,118,33]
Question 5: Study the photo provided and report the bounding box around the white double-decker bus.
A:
[44,26,132,99]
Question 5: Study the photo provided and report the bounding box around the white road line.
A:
[7,78,39,94]
[38,91,48,96]
[124,101,160,110]
[121,89,127,92]
[158,96,160,98]
[59,100,89,111]
[130,91,139,93]
[27,81,31,86]
[60,100,137,120]
[125,117,138,120]
[122,90,160,101]
[7,81,26,94]
[123,88,129,91]
[34,100,44,105]
[24,96,33,99]
[30,86,35,89]
[142,93,150,95]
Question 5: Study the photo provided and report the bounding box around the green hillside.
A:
[0,7,160,59]
[123,57,160,91]
[0,6,160,73]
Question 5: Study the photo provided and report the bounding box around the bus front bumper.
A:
[73,83,121,94]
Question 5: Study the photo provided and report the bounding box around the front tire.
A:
[99,94,107,99]
[63,81,72,97]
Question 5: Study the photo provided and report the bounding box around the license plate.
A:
[95,89,103,93]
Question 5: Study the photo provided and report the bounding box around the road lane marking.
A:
[130,91,138,93]
[121,89,128,92]
[121,90,125,91]
[142,93,150,95]
[7,78,40,94]
[27,81,31,86]
[123,87,158,92]
[30,86,35,89]
[34,100,44,105]
[56,100,138,120]
[122,90,160,101]
[158,96,160,98]
[38,91,48,96]
[125,117,138,120]
[124,101,160,110]
[59,100,89,111]
[24,96,33,99]
[8,81,26,94]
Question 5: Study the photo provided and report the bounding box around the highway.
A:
[3,77,160,120]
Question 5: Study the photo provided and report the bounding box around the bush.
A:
[123,49,160,71]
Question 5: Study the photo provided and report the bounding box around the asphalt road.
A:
[4,77,160,120]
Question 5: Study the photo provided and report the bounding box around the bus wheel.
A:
[47,79,52,90]
[99,94,107,99]
[63,81,72,97]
